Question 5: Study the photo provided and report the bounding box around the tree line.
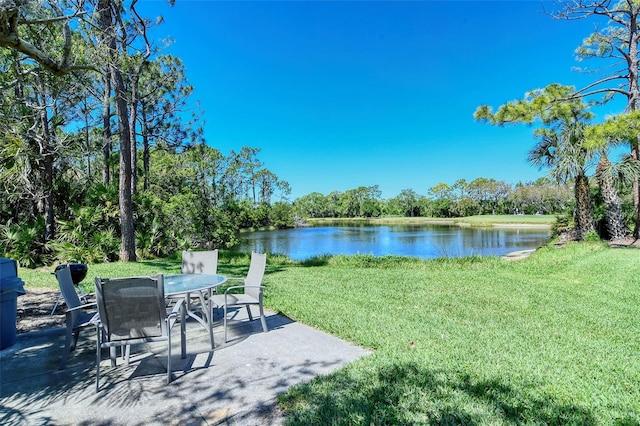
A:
[293,179,573,220]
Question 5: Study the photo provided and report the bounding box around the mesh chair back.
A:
[244,252,266,299]
[56,266,82,310]
[182,250,218,275]
[95,275,166,342]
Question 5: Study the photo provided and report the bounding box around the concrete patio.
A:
[0,309,370,425]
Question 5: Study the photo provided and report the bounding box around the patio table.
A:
[164,274,227,352]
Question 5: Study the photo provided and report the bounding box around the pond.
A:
[233,224,551,260]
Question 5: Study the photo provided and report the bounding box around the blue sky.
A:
[137,0,618,200]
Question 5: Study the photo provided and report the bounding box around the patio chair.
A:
[50,263,89,315]
[94,274,185,392]
[211,252,268,343]
[171,249,219,311]
[55,265,99,369]
[181,249,218,275]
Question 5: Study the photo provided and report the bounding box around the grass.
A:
[454,214,556,226]
[266,243,639,424]
[18,251,294,292]
[308,214,556,227]
[17,242,639,424]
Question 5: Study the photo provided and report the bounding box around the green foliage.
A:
[387,188,424,217]
[583,230,601,242]
[474,79,638,239]
[0,1,293,267]
[207,208,241,249]
[270,202,295,229]
[135,217,167,259]
[45,183,121,263]
[295,192,333,218]
[551,212,573,238]
[294,181,567,221]
[584,111,640,150]
[1,139,293,266]
[475,84,592,126]
[294,186,383,219]
[0,219,46,268]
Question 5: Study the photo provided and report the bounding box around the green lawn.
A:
[266,244,638,425]
[18,242,639,424]
[454,214,555,226]
[308,214,556,227]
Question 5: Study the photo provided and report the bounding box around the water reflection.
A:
[233,224,550,261]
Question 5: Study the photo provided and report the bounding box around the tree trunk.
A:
[627,5,640,238]
[141,105,150,191]
[574,173,596,240]
[596,153,628,240]
[127,2,152,196]
[114,67,136,261]
[83,97,91,178]
[99,0,136,262]
[632,141,640,238]
[102,69,111,185]
[129,73,139,196]
[36,73,55,241]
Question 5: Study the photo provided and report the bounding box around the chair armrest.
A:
[222,285,265,300]
[223,285,247,294]
[65,302,97,313]
[90,313,100,326]
[168,298,185,318]
[166,298,184,332]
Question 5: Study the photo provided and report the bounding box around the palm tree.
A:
[585,112,640,240]
[529,122,596,240]
[596,153,626,240]
[595,151,640,240]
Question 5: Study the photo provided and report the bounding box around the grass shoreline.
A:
[236,214,555,234]
[307,214,556,228]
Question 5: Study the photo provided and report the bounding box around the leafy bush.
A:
[551,212,573,239]
[0,219,47,268]
[583,230,601,242]
[270,202,295,229]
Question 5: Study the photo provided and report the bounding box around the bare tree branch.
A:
[17,10,87,25]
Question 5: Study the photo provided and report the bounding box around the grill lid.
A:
[54,263,88,285]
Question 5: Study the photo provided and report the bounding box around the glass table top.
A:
[164,274,227,296]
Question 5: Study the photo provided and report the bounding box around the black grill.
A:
[54,263,88,285]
